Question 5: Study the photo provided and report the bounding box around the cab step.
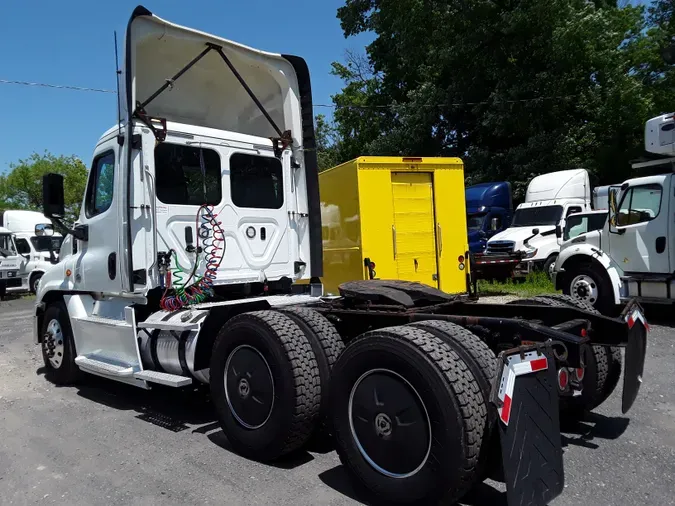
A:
[134,370,192,387]
[74,356,134,377]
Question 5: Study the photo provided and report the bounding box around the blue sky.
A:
[0,1,372,172]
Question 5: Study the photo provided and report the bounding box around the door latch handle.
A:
[392,225,397,259]
[437,223,443,256]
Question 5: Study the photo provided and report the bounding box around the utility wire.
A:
[0,79,117,94]
[0,77,578,109]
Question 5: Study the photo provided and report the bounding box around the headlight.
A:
[522,248,538,259]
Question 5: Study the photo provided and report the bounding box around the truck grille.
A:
[486,241,515,254]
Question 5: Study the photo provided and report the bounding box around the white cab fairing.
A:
[117,6,319,292]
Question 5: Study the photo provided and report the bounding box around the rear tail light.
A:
[557,368,569,391]
[458,255,465,263]
[574,367,585,382]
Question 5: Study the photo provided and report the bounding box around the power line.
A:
[0,79,116,94]
[0,77,578,108]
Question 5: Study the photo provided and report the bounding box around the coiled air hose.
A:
[160,204,225,311]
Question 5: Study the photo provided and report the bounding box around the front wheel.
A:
[562,264,614,314]
[41,301,80,385]
[30,273,43,294]
[543,255,558,280]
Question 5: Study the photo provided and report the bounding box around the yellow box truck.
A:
[319,156,470,295]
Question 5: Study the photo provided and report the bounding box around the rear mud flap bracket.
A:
[492,344,564,506]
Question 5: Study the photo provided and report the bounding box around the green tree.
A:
[315,113,341,171]
[0,151,88,224]
[331,0,669,197]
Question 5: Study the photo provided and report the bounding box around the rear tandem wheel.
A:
[209,310,321,462]
[330,325,486,505]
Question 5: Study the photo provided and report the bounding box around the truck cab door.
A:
[73,142,123,293]
[609,176,670,274]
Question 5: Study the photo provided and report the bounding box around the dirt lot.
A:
[1,296,674,505]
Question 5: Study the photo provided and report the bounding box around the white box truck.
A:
[554,113,675,313]
[2,210,62,293]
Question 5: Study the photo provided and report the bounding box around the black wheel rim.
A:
[224,345,274,429]
[349,369,431,478]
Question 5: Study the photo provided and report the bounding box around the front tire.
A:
[30,273,43,294]
[331,326,485,505]
[562,263,614,314]
[543,254,558,280]
[41,301,80,385]
[209,310,321,462]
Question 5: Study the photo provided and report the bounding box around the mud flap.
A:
[492,345,564,506]
[622,305,648,414]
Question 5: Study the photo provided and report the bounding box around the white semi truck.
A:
[554,114,675,313]
[32,6,648,506]
[480,169,591,279]
[1,210,63,293]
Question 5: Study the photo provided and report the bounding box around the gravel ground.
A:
[1,297,674,506]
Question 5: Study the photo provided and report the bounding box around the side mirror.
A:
[490,217,499,231]
[42,173,65,219]
[531,228,540,236]
[555,225,562,239]
[35,224,54,237]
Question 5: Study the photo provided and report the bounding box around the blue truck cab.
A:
[465,182,513,253]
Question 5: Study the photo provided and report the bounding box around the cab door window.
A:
[85,151,115,218]
[15,238,31,255]
[617,184,662,226]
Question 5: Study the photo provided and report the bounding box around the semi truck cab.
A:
[465,182,512,253]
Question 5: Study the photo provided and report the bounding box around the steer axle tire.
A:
[330,325,486,505]
[209,310,321,462]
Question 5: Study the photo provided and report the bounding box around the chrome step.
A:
[134,370,192,387]
[74,356,134,377]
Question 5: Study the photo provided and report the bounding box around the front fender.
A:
[557,245,622,304]
[35,263,75,305]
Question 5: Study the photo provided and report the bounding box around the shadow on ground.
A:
[65,375,315,469]
[560,411,630,450]
[319,465,508,506]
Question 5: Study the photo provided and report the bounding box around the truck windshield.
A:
[512,206,563,227]
[0,233,17,257]
[30,236,64,252]
[467,214,485,231]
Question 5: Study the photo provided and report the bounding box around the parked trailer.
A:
[33,7,648,506]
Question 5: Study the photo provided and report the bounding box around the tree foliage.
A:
[322,0,675,198]
[0,151,88,224]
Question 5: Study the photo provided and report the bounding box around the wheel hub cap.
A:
[571,275,598,304]
[238,378,251,399]
[374,413,392,437]
[43,319,64,369]
[349,369,431,478]
[224,345,274,430]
